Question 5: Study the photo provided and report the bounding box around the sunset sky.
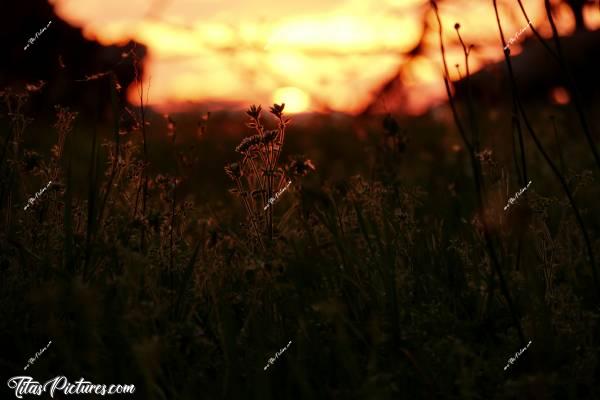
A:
[50,0,599,114]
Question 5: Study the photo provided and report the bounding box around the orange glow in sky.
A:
[273,87,311,113]
[49,0,590,114]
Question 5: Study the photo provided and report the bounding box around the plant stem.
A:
[432,0,526,345]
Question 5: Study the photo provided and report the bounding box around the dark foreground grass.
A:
[1,95,599,399]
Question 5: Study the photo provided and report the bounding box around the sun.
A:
[272,87,310,113]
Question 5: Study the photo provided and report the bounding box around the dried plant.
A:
[51,105,78,164]
[225,103,314,247]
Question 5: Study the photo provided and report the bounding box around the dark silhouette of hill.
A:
[361,0,600,115]
[0,0,146,117]
[453,29,600,106]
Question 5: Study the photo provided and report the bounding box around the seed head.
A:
[289,157,316,176]
[224,162,242,180]
[236,134,262,153]
[246,104,262,119]
[269,103,285,118]
[262,129,278,144]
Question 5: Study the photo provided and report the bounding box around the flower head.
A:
[224,162,242,180]
[262,129,278,144]
[236,135,262,153]
[23,150,43,172]
[288,157,316,177]
[477,149,493,162]
[26,81,46,93]
[246,104,262,119]
[269,103,285,118]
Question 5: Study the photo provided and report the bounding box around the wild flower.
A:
[23,150,43,173]
[262,129,278,144]
[225,103,313,246]
[288,156,316,177]
[52,106,78,162]
[246,104,262,120]
[269,103,285,118]
[224,162,242,180]
[235,135,262,154]
[25,81,46,93]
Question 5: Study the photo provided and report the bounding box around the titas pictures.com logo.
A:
[7,376,135,398]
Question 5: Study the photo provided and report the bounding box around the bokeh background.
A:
[49,0,600,114]
[1,0,600,398]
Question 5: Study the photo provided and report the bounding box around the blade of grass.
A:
[174,240,202,320]
[64,158,74,273]
[84,125,99,275]
[97,73,121,228]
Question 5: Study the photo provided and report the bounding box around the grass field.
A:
[1,2,600,399]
